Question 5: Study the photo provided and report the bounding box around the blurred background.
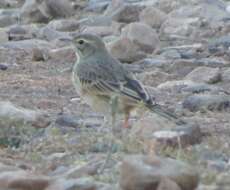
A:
[0,0,230,190]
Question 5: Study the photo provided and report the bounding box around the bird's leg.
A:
[98,95,118,174]
[123,113,130,128]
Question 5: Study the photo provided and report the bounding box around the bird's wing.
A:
[76,59,152,105]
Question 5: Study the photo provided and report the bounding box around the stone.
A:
[105,0,143,23]
[0,9,18,27]
[139,7,167,29]
[133,58,169,70]
[0,63,8,70]
[0,28,8,43]
[86,0,110,13]
[82,24,119,37]
[0,101,51,128]
[0,46,27,64]
[167,58,228,76]
[47,19,80,32]
[182,94,230,112]
[32,47,46,61]
[45,0,74,18]
[157,80,229,95]
[8,24,39,41]
[157,80,198,92]
[139,69,174,87]
[185,66,221,84]
[55,114,81,128]
[215,173,230,190]
[222,68,230,82]
[156,0,188,13]
[169,59,204,76]
[48,177,105,190]
[37,26,71,41]
[181,83,226,94]
[160,17,201,38]
[0,0,19,8]
[108,37,146,63]
[48,46,76,64]
[20,0,74,24]
[157,178,181,190]
[0,170,50,190]
[156,44,205,60]
[168,5,201,19]
[168,1,229,23]
[153,124,202,148]
[194,57,229,67]
[121,22,160,53]
[209,35,230,53]
[20,0,50,23]
[1,39,53,62]
[120,155,199,190]
[78,15,112,27]
[0,169,105,190]
[198,0,229,22]
[160,49,181,59]
[62,161,102,178]
[207,160,227,172]
[0,39,53,64]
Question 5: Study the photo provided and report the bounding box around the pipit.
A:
[69,33,184,128]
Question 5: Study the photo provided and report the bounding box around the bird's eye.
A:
[78,39,84,45]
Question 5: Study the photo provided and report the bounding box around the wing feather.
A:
[76,57,152,105]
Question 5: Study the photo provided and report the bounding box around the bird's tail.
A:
[147,104,186,125]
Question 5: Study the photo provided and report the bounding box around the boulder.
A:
[160,17,201,38]
[45,0,74,18]
[157,178,182,190]
[183,94,230,112]
[0,63,8,70]
[139,7,167,29]
[120,155,199,190]
[157,80,228,94]
[0,39,53,62]
[0,9,18,27]
[105,0,143,23]
[37,26,71,41]
[86,0,110,13]
[0,0,19,8]
[0,28,8,43]
[185,66,221,84]
[156,0,188,13]
[122,22,160,53]
[20,0,74,24]
[82,22,121,37]
[20,0,50,23]
[8,24,40,41]
[108,37,146,63]
[0,101,51,128]
[139,69,174,87]
[153,124,202,148]
[0,169,104,190]
[222,68,230,82]
[47,19,80,32]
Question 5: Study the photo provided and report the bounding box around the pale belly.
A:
[72,67,138,116]
[72,70,111,114]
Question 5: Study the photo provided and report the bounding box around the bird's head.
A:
[63,34,107,58]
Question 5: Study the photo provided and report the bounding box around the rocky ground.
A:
[1,0,230,189]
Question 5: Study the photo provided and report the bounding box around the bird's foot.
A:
[122,120,131,129]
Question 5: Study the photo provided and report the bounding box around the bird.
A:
[69,33,185,128]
